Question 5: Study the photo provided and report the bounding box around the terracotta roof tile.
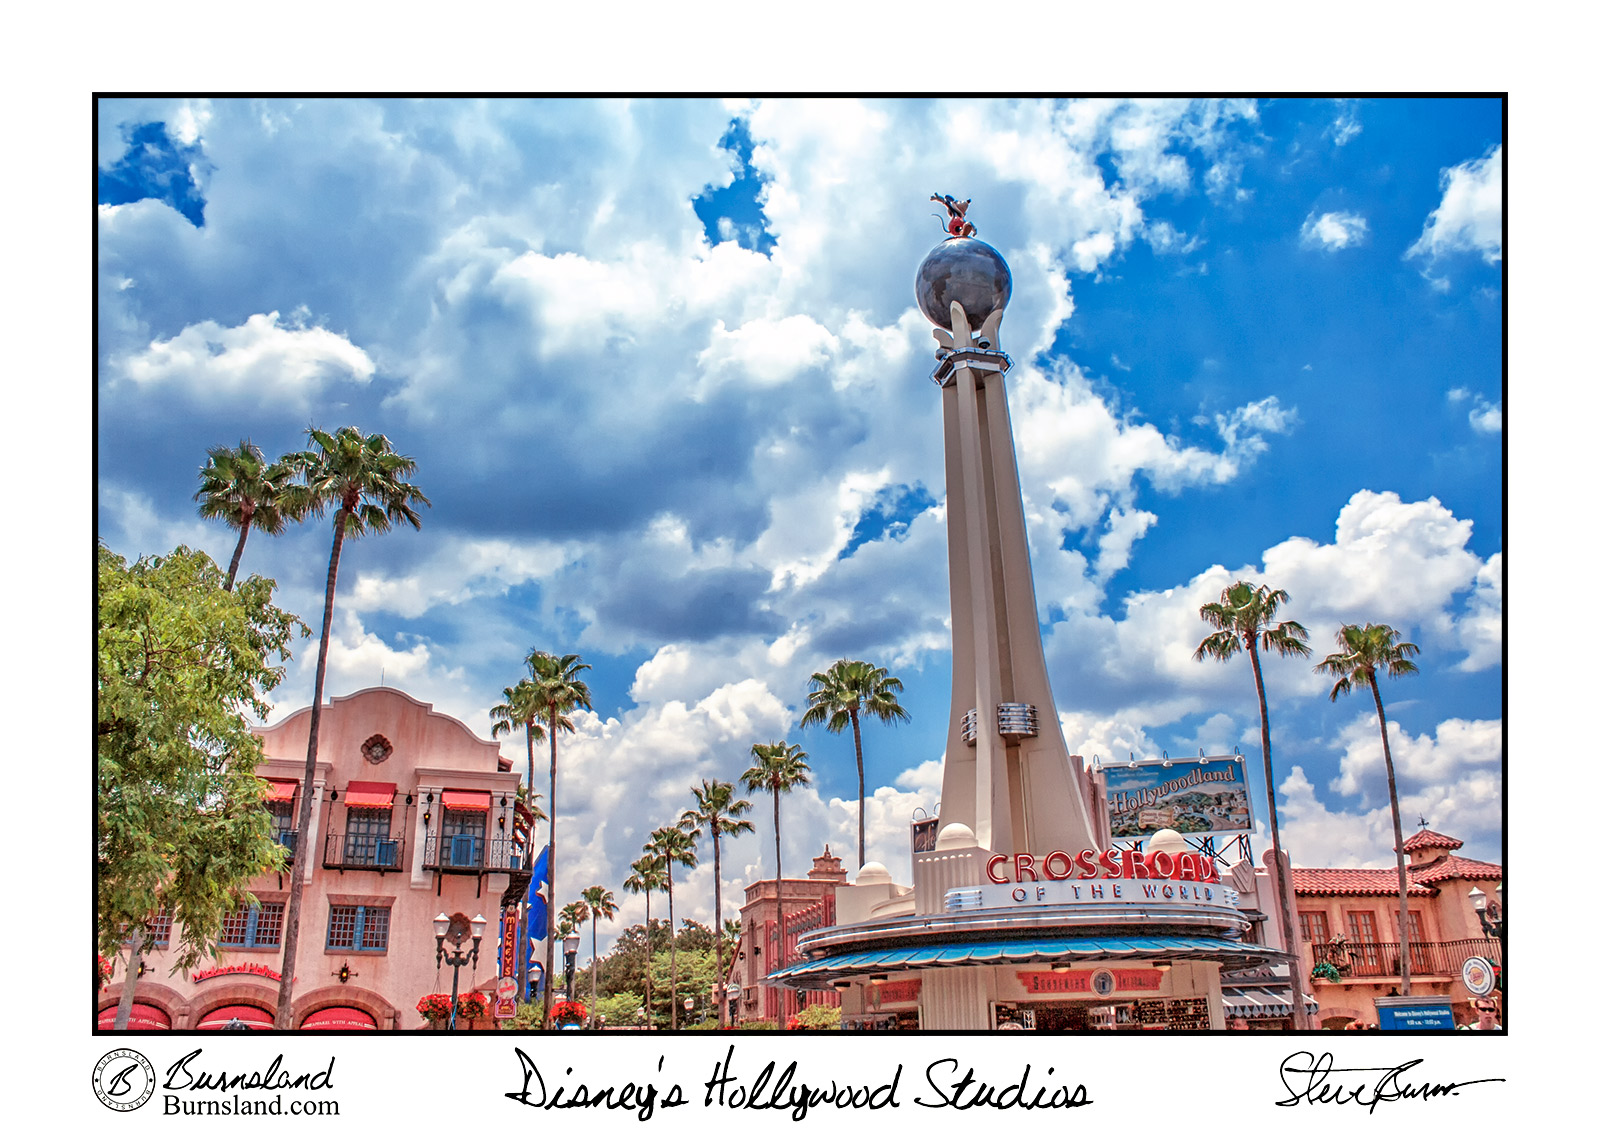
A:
[1402,828,1464,852]
[1408,855,1502,887]
[1292,868,1437,897]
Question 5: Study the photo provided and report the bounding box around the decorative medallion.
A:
[361,734,394,765]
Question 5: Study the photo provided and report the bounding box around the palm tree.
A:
[685,779,755,1027]
[623,853,667,1026]
[580,885,618,1024]
[1193,580,1312,1030]
[194,439,306,591]
[521,650,592,1029]
[646,822,699,1030]
[490,678,547,1001]
[799,659,909,870]
[740,741,810,981]
[1315,623,1422,995]
[273,426,428,1029]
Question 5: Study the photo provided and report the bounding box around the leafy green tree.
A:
[800,659,909,870]
[646,822,700,1029]
[580,885,618,1024]
[520,650,593,1028]
[792,1003,842,1030]
[490,677,547,1000]
[97,544,304,1029]
[1194,580,1312,1029]
[645,944,717,1027]
[274,426,429,1029]
[685,779,754,1027]
[595,989,644,1028]
[194,440,307,591]
[623,854,668,1023]
[741,741,810,978]
[1315,623,1422,995]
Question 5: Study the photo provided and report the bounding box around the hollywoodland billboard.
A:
[1098,757,1253,838]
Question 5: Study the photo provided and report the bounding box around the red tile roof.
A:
[1402,828,1464,852]
[1293,868,1437,898]
[1408,855,1502,887]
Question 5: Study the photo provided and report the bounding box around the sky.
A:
[95,97,1503,955]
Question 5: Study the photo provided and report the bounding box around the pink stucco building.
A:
[97,687,534,1030]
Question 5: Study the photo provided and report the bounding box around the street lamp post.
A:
[528,962,543,1007]
[434,911,487,1031]
[726,981,741,1028]
[562,933,581,1015]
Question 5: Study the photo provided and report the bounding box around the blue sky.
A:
[96,98,1502,949]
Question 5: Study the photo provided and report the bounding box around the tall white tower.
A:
[914,220,1101,861]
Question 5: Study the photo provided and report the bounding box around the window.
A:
[267,801,297,852]
[327,905,390,952]
[1299,911,1330,949]
[1393,910,1423,943]
[219,902,284,948]
[344,807,395,866]
[1346,910,1380,975]
[142,908,173,947]
[442,808,485,867]
[1394,910,1432,972]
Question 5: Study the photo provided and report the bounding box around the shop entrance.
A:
[996,996,1212,1031]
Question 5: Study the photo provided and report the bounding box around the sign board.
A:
[1461,956,1497,997]
[1097,757,1252,838]
[910,815,939,854]
[947,876,1239,911]
[1374,994,1456,1031]
[1016,967,1165,996]
[496,906,519,1018]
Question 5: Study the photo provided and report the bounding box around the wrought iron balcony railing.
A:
[422,833,524,873]
[1310,937,1500,979]
[322,832,405,871]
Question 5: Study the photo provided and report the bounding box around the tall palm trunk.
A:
[275,505,349,1028]
[112,927,143,1030]
[1371,680,1412,995]
[772,788,784,1001]
[590,914,599,1023]
[642,887,653,1025]
[541,725,558,1029]
[223,512,253,592]
[666,864,678,1030]
[712,828,725,1027]
[1247,636,1310,1031]
[849,708,865,870]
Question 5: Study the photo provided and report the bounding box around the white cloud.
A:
[113,310,374,408]
[1300,210,1369,251]
[1327,100,1362,146]
[1407,144,1502,265]
[1455,553,1502,672]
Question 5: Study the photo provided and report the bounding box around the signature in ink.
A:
[1278,1052,1504,1113]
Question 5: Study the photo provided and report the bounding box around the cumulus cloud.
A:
[1278,715,1501,867]
[113,310,374,408]
[1300,210,1370,251]
[1407,144,1502,266]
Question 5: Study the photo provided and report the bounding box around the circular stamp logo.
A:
[1091,970,1117,997]
[92,1048,156,1112]
[1461,955,1496,997]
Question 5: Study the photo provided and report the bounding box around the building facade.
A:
[734,847,848,1026]
[1293,828,1502,1028]
[98,687,533,1031]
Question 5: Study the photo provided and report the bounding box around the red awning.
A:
[300,1006,377,1030]
[441,789,490,810]
[266,780,298,802]
[97,1003,172,1030]
[343,781,396,808]
[197,1004,275,1030]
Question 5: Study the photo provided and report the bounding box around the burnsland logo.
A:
[93,1048,157,1112]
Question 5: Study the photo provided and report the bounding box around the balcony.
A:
[1311,938,1500,980]
[423,834,524,896]
[322,832,405,872]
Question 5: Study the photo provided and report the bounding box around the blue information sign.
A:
[1374,998,1456,1030]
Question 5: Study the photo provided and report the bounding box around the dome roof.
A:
[934,821,978,848]
[857,862,893,884]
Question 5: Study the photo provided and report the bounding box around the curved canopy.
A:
[97,1002,171,1030]
[197,1004,274,1029]
[300,1006,377,1030]
[768,934,1279,986]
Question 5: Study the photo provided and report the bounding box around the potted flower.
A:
[1310,961,1342,983]
[457,991,491,1028]
[550,999,587,1029]
[97,954,115,992]
[416,993,453,1029]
